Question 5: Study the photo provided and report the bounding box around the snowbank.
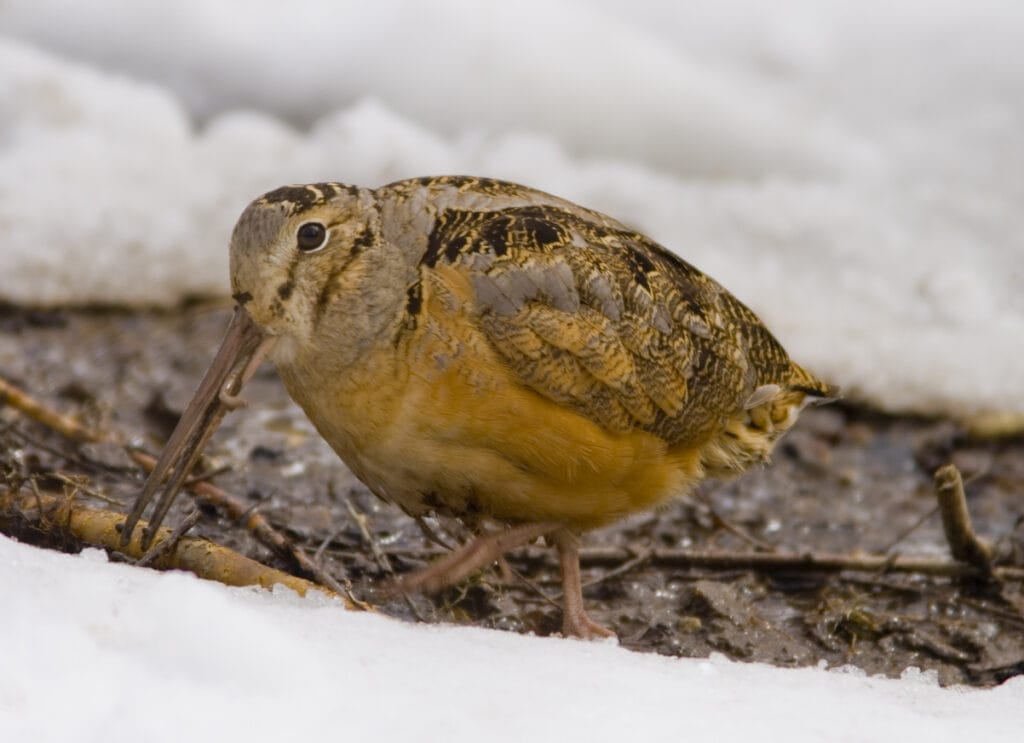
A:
[2,535,1021,742]
[0,1,1021,414]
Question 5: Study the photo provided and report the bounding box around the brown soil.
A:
[2,303,1022,687]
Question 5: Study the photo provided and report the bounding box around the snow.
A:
[2,534,1021,742]
[1,3,1023,736]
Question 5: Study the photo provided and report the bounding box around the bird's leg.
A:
[552,528,615,639]
[394,521,558,594]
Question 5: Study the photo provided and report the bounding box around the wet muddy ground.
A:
[1,302,1022,687]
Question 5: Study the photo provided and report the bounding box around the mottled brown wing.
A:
[422,203,800,446]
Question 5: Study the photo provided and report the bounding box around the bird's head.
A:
[121,181,398,549]
[228,182,382,357]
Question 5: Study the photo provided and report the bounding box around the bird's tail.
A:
[786,362,840,405]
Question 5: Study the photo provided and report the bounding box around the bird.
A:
[122,175,835,638]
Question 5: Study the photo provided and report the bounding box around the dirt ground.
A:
[1,302,1022,687]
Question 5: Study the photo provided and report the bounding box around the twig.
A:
[182,465,232,487]
[567,546,1024,580]
[696,494,776,552]
[378,542,1022,581]
[581,546,653,589]
[504,564,562,609]
[3,490,344,600]
[343,495,396,575]
[414,514,456,550]
[879,503,940,553]
[838,574,928,597]
[344,493,427,620]
[4,423,115,475]
[129,449,365,608]
[136,509,201,567]
[53,473,124,507]
[0,376,104,442]
[959,597,1024,628]
[313,528,344,564]
[934,464,993,574]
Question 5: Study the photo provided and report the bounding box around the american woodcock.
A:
[122,176,834,638]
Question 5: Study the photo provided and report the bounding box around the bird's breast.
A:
[273,304,702,529]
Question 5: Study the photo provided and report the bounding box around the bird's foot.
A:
[561,607,616,640]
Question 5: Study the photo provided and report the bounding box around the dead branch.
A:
[566,546,1024,580]
[375,542,1021,581]
[2,489,351,603]
[128,449,366,607]
[933,464,994,574]
[0,376,104,443]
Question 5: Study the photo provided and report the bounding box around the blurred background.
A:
[1,0,1022,417]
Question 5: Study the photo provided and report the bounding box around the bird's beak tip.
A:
[121,304,273,548]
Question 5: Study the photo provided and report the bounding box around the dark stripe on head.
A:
[312,250,362,327]
[314,264,343,326]
[258,182,357,215]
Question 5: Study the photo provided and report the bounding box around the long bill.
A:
[120,305,275,550]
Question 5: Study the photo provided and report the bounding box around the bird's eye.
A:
[296,222,328,252]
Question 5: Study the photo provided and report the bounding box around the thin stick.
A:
[933,464,993,573]
[344,494,425,620]
[0,376,104,443]
[565,546,1024,580]
[879,503,940,554]
[504,564,562,610]
[53,473,124,507]
[581,546,653,589]
[313,528,343,564]
[374,542,1021,581]
[695,492,776,552]
[4,422,113,474]
[136,509,201,567]
[344,495,398,576]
